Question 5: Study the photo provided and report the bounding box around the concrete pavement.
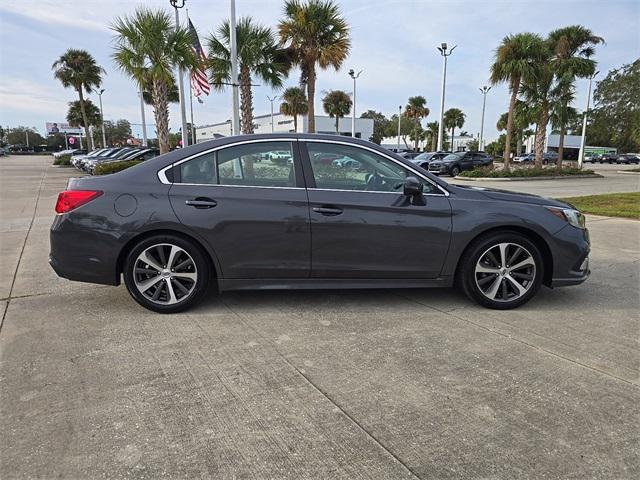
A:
[1,156,639,479]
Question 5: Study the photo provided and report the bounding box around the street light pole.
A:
[578,70,598,169]
[436,43,456,151]
[348,69,362,138]
[229,0,241,135]
[267,95,278,133]
[98,89,107,148]
[170,0,189,147]
[397,105,402,152]
[138,88,148,147]
[479,85,491,151]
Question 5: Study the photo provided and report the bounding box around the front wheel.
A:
[123,234,211,313]
[450,166,461,177]
[459,232,544,309]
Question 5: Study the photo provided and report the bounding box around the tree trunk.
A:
[77,88,94,150]
[431,132,437,151]
[503,76,520,172]
[306,66,316,133]
[557,124,565,171]
[239,66,254,134]
[451,127,455,152]
[414,119,419,151]
[293,114,298,132]
[516,132,523,157]
[152,78,170,155]
[335,115,339,133]
[534,106,549,169]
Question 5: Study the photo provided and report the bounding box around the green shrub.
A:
[53,154,71,166]
[458,166,595,178]
[94,160,142,175]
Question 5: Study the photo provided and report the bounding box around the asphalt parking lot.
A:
[1,155,639,479]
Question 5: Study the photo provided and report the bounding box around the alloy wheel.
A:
[474,242,536,303]
[133,243,198,305]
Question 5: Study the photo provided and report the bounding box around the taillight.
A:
[55,190,103,214]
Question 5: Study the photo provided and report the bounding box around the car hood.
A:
[449,183,571,208]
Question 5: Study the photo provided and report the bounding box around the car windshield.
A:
[414,153,433,161]
[443,154,462,162]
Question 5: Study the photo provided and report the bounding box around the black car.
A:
[428,151,493,176]
[600,153,619,164]
[616,154,640,164]
[410,151,451,169]
[400,151,421,160]
[50,134,590,313]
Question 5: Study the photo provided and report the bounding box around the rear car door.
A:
[301,141,452,279]
[168,140,310,279]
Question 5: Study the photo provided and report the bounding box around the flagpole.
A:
[187,7,195,146]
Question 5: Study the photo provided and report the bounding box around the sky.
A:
[0,0,638,143]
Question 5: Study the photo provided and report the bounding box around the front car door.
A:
[301,141,452,279]
[168,140,310,279]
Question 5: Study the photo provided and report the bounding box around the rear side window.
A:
[180,152,216,185]
[217,141,295,188]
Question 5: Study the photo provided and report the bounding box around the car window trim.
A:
[157,137,302,187]
[299,139,449,197]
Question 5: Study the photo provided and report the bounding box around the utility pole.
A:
[267,95,278,133]
[138,88,148,147]
[397,105,402,152]
[229,0,240,135]
[348,69,362,138]
[436,43,456,151]
[25,129,29,148]
[170,0,189,147]
[479,85,491,151]
[578,71,598,169]
[98,89,107,147]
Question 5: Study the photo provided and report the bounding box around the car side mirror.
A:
[403,176,423,197]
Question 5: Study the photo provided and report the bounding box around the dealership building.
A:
[523,134,616,159]
[196,113,374,142]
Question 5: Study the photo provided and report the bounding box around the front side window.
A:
[306,142,436,193]
[217,141,295,188]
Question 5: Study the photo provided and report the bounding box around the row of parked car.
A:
[398,150,494,176]
[64,147,159,174]
[584,153,640,164]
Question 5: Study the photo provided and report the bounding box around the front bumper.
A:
[428,164,450,175]
[549,224,591,287]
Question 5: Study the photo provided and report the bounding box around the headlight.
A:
[545,206,586,229]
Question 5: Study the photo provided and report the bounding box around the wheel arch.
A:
[454,225,554,287]
[116,228,220,286]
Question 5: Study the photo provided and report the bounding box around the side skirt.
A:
[218,277,454,292]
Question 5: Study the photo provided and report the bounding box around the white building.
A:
[196,113,374,143]
[381,133,479,153]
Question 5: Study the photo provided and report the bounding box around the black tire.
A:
[458,231,544,310]
[450,166,461,177]
[123,234,211,313]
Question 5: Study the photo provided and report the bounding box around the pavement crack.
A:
[0,164,46,335]
[219,298,422,480]
[393,291,639,388]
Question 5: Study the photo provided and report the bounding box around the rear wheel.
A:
[450,166,460,177]
[123,234,210,313]
[459,232,543,309]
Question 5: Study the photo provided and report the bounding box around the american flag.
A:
[188,18,210,98]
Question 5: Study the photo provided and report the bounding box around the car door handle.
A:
[185,198,217,209]
[312,206,343,216]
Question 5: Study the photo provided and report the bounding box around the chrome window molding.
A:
[157,138,298,185]
[300,138,450,196]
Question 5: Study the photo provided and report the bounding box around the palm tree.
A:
[112,8,198,154]
[444,108,466,151]
[405,96,429,151]
[52,49,104,150]
[322,90,351,133]
[550,79,578,169]
[548,25,604,166]
[66,100,101,131]
[490,32,546,170]
[497,100,533,156]
[142,78,179,105]
[279,0,350,133]
[208,17,288,134]
[426,121,439,151]
[279,86,308,131]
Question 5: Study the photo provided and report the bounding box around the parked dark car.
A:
[50,134,590,313]
[616,153,640,164]
[400,151,421,160]
[88,148,160,174]
[410,151,450,169]
[600,153,619,164]
[428,151,493,176]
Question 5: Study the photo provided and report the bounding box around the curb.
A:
[453,174,602,182]
[617,171,640,175]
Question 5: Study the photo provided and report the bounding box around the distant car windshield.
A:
[414,152,434,161]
